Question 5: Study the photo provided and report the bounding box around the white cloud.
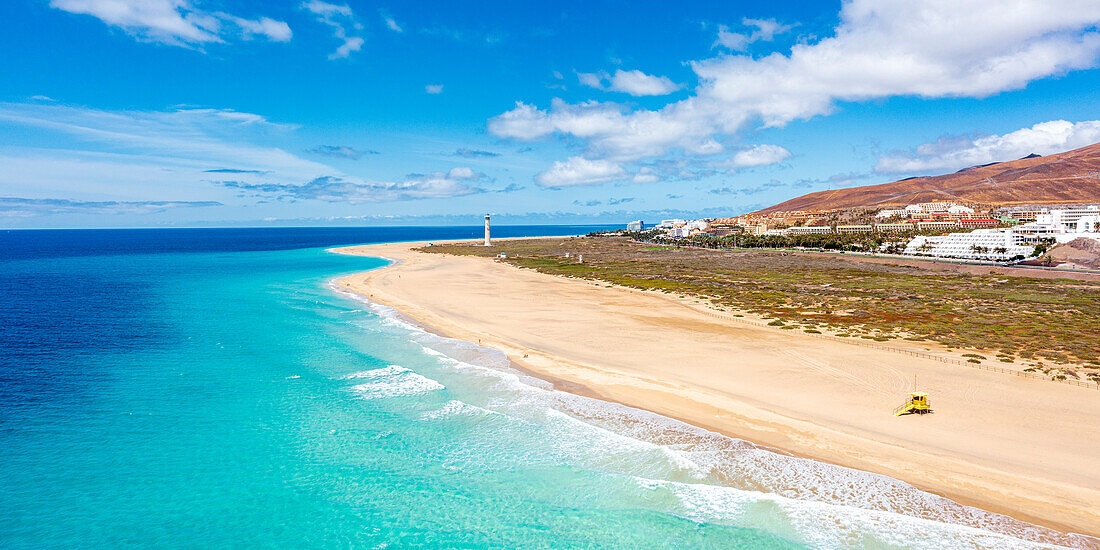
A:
[223,15,292,42]
[381,11,403,32]
[487,102,555,140]
[695,1,1100,127]
[50,0,291,46]
[301,1,351,18]
[712,18,793,51]
[493,0,1100,184]
[875,120,1100,173]
[425,84,444,94]
[0,102,332,203]
[0,197,221,217]
[0,103,309,170]
[446,166,476,179]
[577,71,607,90]
[631,167,660,183]
[332,36,363,58]
[216,171,486,203]
[742,18,792,42]
[729,144,791,167]
[301,1,363,59]
[712,27,749,51]
[576,69,680,96]
[0,101,487,206]
[609,70,681,96]
[489,98,726,161]
[535,157,626,188]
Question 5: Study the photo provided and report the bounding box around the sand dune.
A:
[334,240,1100,538]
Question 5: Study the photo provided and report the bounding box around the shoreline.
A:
[331,239,1100,543]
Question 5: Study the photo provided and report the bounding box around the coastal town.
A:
[627,202,1100,265]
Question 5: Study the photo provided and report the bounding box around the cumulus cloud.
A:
[576,69,681,96]
[713,17,794,51]
[308,145,378,159]
[488,102,556,141]
[609,70,681,96]
[728,144,792,167]
[631,167,660,183]
[695,1,1100,127]
[425,84,444,94]
[215,168,486,203]
[0,197,221,217]
[490,98,724,161]
[446,166,476,179]
[301,1,363,59]
[493,1,1100,183]
[535,157,627,188]
[50,0,291,46]
[875,120,1100,173]
[577,72,604,89]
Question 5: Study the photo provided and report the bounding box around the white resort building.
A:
[904,229,1033,261]
[874,209,908,219]
[667,220,709,238]
[786,225,832,235]
[1012,206,1100,243]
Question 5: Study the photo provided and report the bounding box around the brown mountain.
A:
[757,142,1100,214]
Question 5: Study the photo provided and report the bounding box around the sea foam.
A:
[342,365,445,400]
[329,280,1098,550]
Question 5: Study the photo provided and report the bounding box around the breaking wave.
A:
[329,281,1097,549]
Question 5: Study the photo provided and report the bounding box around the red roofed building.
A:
[957,218,998,229]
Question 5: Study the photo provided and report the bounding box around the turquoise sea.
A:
[0,227,1090,549]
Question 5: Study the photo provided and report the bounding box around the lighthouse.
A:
[484,214,491,246]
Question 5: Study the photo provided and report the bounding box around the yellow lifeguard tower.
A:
[894,392,932,416]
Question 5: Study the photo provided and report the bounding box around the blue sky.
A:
[2,0,1100,228]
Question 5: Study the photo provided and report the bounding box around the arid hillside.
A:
[758,142,1100,213]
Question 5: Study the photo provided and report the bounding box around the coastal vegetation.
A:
[627,226,1021,256]
[422,237,1100,381]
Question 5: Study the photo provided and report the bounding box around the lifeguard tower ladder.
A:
[893,392,932,416]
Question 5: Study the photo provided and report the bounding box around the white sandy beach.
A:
[334,240,1100,539]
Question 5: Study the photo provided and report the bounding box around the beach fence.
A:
[687,303,1100,391]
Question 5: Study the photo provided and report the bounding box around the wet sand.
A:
[333,240,1100,540]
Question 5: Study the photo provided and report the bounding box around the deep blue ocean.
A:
[0,227,1084,549]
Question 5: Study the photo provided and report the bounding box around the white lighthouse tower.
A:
[484,214,491,246]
